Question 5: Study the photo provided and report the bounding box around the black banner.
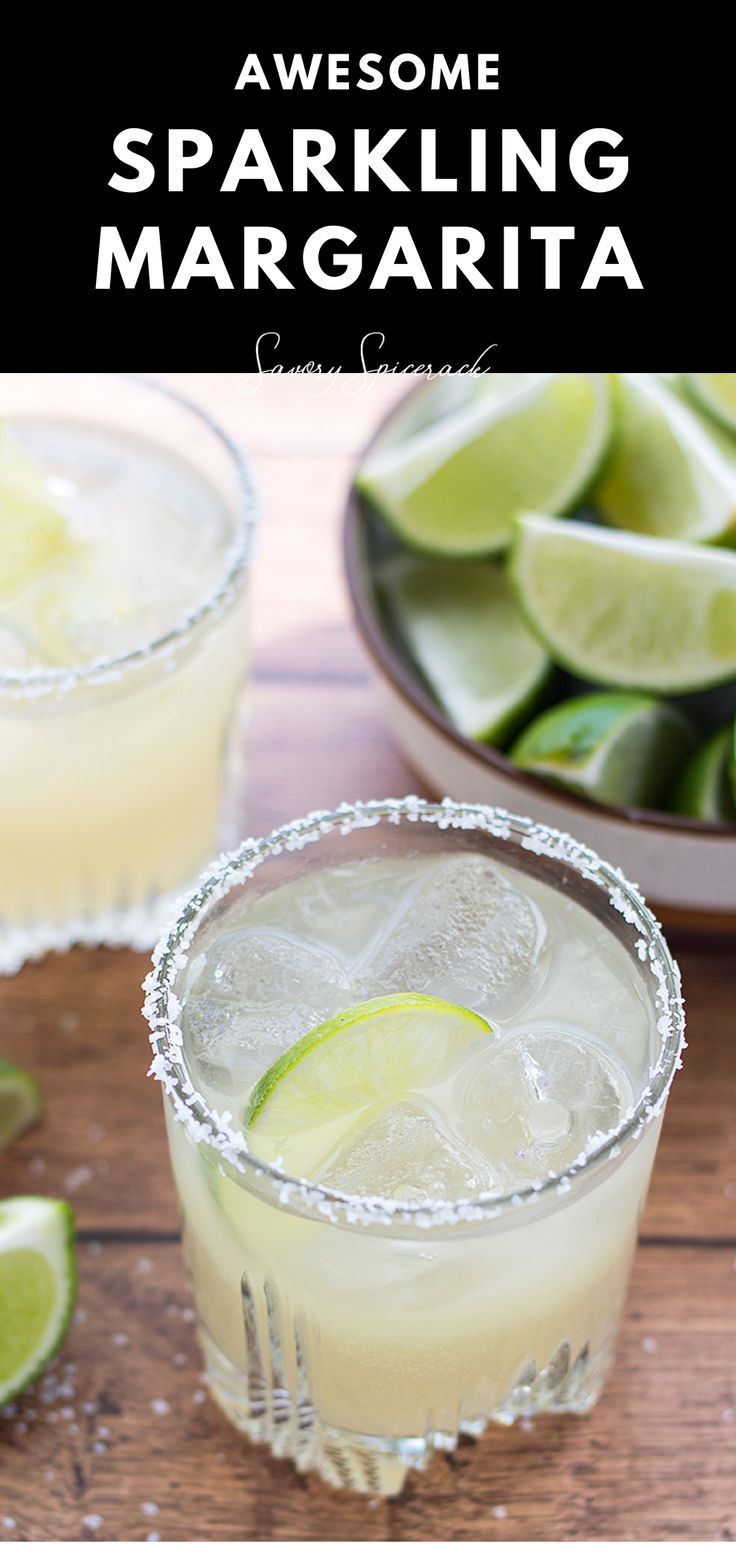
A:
[4,22,730,367]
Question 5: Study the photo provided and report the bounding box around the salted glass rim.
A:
[0,372,258,699]
[144,797,686,1232]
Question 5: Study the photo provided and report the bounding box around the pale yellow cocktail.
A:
[147,800,684,1495]
[0,374,256,971]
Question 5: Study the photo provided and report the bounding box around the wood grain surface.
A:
[1,375,735,1543]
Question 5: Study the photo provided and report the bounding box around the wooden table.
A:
[2,376,735,1543]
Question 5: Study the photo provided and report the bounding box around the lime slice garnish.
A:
[0,423,69,594]
[684,375,736,437]
[595,373,736,543]
[245,993,492,1175]
[0,1059,42,1152]
[510,692,695,809]
[512,513,736,693]
[357,373,614,557]
[0,1196,76,1405]
[380,556,552,743]
[670,724,736,822]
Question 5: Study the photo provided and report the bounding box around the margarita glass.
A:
[0,374,257,972]
[145,798,684,1496]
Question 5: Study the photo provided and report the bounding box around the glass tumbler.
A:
[0,373,257,972]
[145,798,684,1496]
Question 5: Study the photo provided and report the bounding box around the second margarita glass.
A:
[0,374,257,972]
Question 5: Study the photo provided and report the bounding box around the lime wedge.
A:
[684,375,736,436]
[595,373,736,543]
[0,424,69,594]
[245,993,492,1174]
[0,1059,43,1152]
[380,556,552,743]
[510,693,694,809]
[357,373,614,557]
[670,725,736,822]
[512,514,736,693]
[368,374,489,454]
[0,1196,76,1404]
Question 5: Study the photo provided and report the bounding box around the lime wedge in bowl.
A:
[670,724,736,822]
[0,1197,76,1404]
[595,373,736,542]
[368,373,490,454]
[512,514,736,693]
[380,556,552,744]
[510,693,695,809]
[0,1059,42,1151]
[357,373,614,557]
[684,375,736,436]
[245,993,492,1176]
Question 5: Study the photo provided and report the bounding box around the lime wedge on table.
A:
[380,557,552,744]
[684,375,736,436]
[512,514,736,694]
[357,373,614,557]
[0,424,69,594]
[510,693,695,810]
[670,725,736,822]
[0,1197,76,1404]
[596,373,736,543]
[245,994,492,1174]
[0,1059,42,1151]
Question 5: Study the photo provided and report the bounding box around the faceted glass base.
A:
[199,1314,613,1497]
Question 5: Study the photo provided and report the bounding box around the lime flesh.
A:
[0,1197,76,1404]
[0,1059,43,1152]
[670,725,736,822]
[684,375,736,436]
[357,373,614,557]
[380,556,552,743]
[0,424,69,594]
[510,692,695,809]
[512,514,736,694]
[596,373,736,543]
[245,993,492,1176]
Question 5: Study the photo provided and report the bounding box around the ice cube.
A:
[460,1029,630,1188]
[244,859,420,971]
[531,898,652,1081]
[183,928,351,1092]
[355,854,548,1019]
[320,1100,498,1203]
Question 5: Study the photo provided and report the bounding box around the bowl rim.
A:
[343,380,736,843]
